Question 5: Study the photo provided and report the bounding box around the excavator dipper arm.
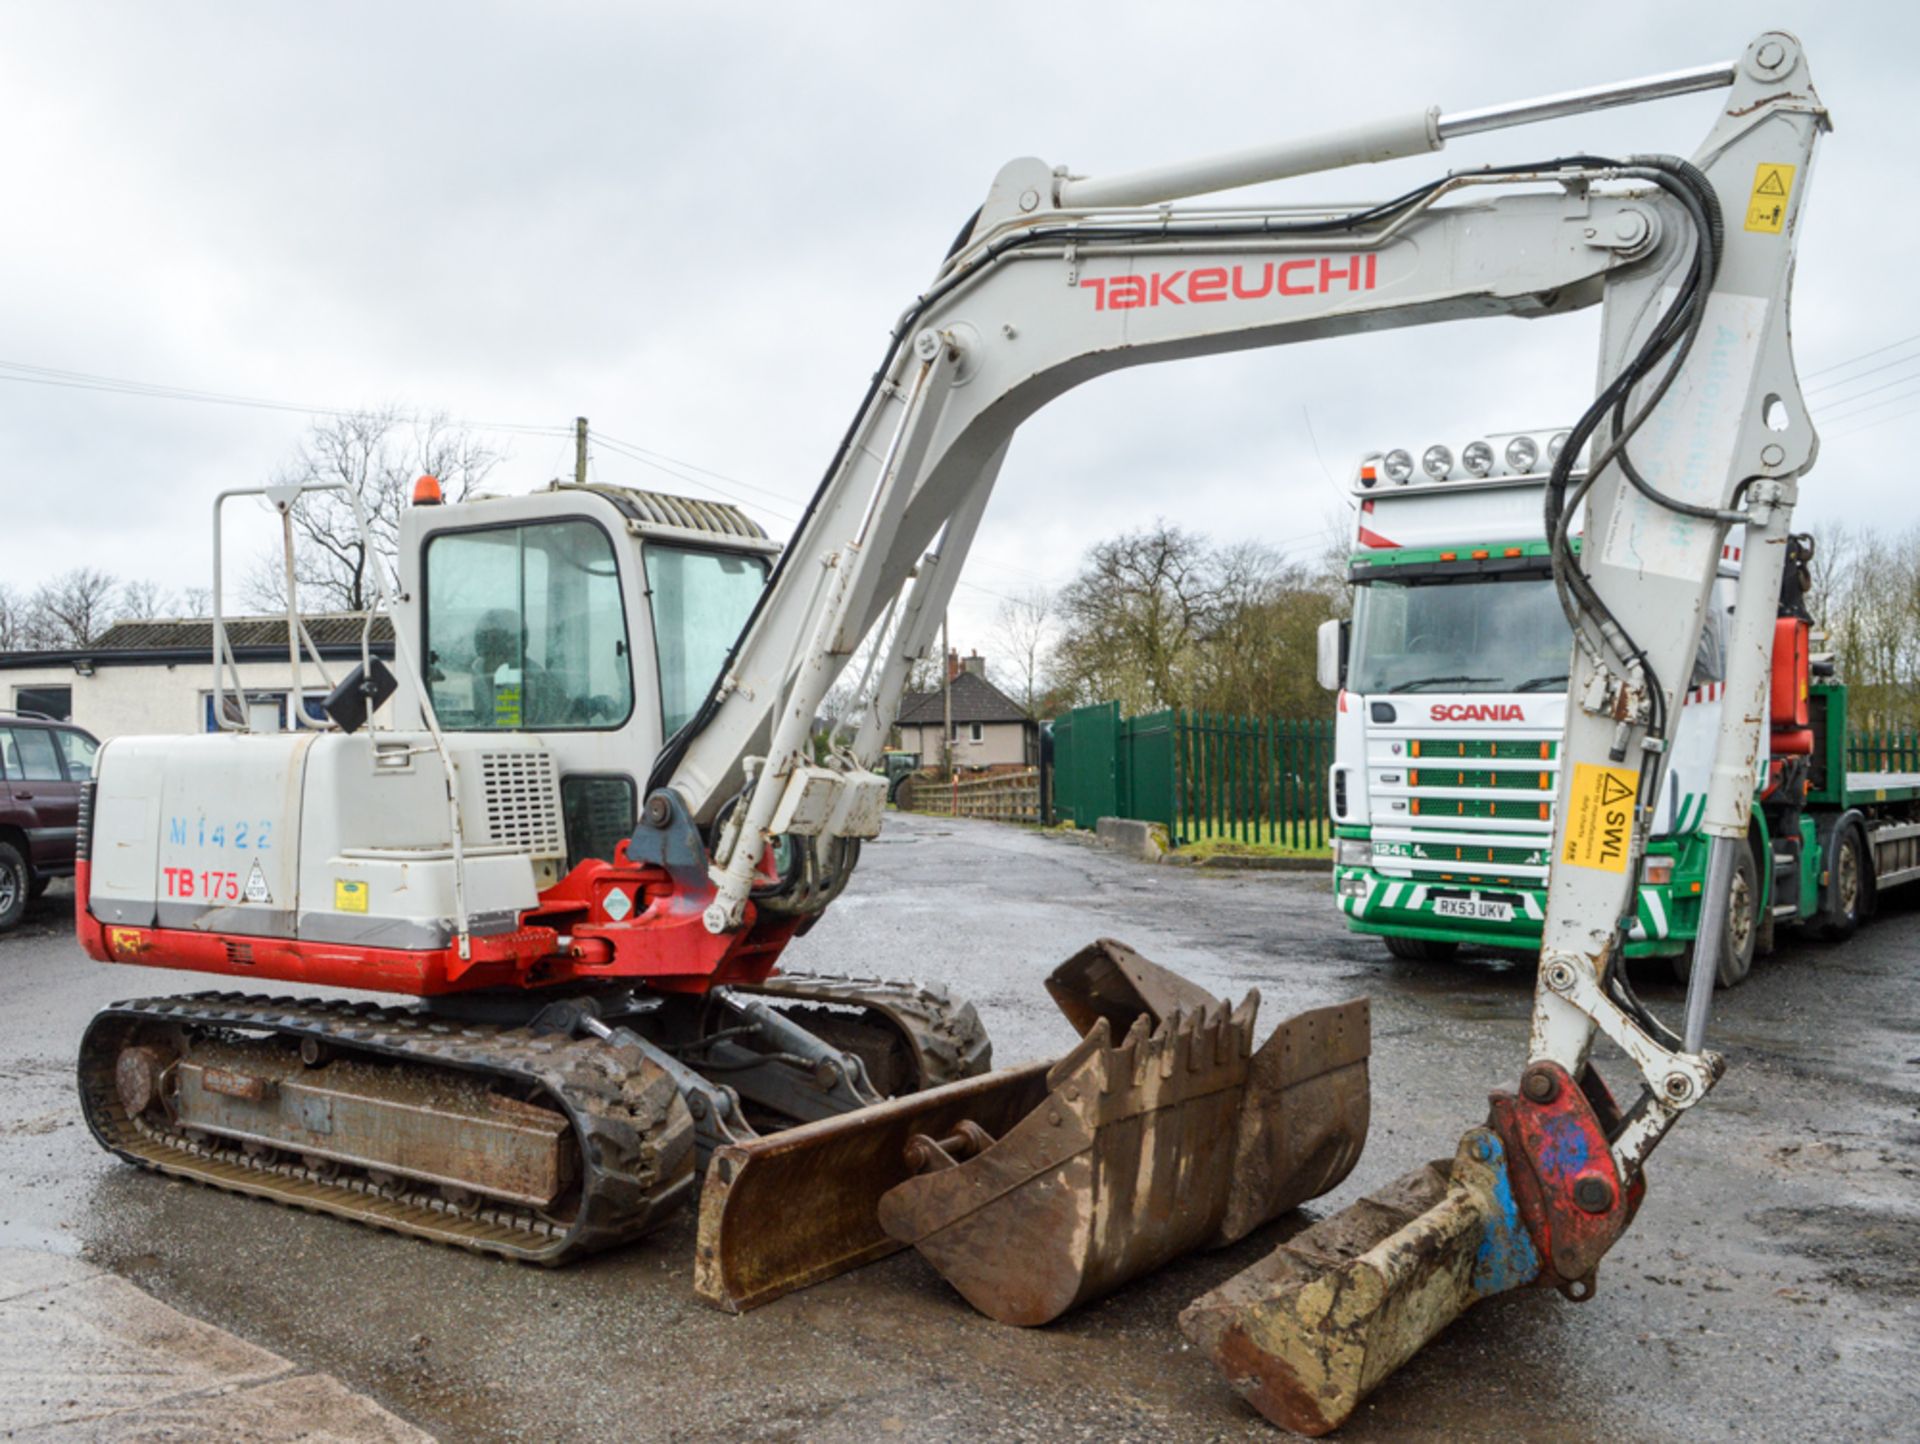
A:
[1179,33,1827,1434]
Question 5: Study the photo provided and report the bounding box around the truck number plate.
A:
[1433,897,1514,922]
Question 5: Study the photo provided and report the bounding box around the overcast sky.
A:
[1,2,1909,654]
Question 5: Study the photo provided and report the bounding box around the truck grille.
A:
[1408,737,1556,761]
[1411,798,1552,822]
[1408,767,1551,791]
[478,751,564,856]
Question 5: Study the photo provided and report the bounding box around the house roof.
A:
[897,670,1033,726]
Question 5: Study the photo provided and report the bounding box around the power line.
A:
[0,357,575,440]
[1804,349,1920,398]
[1815,373,1920,424]
[1800,330,1920,382]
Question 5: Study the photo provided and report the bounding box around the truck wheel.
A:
[1818,825,1866,941]
[1671,844,1758,989]
[1384,935,1457,963]
[0,842,28,932]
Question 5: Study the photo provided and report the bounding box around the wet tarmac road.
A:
[3,814,1915,1441]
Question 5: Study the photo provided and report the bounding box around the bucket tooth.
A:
[1180,1126,1540,1437]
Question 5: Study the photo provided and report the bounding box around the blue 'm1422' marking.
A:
[167,817,273,850]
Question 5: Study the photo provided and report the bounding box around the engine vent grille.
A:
[478,751,564,857]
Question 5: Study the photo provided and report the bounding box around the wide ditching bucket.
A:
[695,939,1369,1325]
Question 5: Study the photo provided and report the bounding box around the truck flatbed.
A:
[1844,771,1920,807]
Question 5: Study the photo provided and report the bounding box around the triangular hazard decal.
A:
[1756,167,1788,196]
[1598,773,1634,807]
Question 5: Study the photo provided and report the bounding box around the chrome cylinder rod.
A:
[1058,59,1735,209]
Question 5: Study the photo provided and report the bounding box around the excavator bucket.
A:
[1179,1127,1542,1436]
[695,940,1370,1321]
[878,942,1369,1325]
[1182,1060,1645,1433]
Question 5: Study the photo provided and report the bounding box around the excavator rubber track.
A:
[78,992,695,1264]
[738,972,992,1093]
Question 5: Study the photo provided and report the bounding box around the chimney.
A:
[963,651,986,678]
[947,648,962,681]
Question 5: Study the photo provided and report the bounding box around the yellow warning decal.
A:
[1561,763,1638,873]
[334,879,370,913]
[1744,162,1796,234]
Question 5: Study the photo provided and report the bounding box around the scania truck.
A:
[1320,429,1920,986]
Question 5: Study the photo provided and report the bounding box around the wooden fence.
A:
[903,768,1042,823]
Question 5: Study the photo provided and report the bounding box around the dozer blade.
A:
[878,944,1370,1326]
[1179,1126,1541,1437]
[694,1062,1054,1312]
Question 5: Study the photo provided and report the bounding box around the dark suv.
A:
[0,712,99,931]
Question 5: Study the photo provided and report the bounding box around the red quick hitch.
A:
[1486,1060,1646,1299]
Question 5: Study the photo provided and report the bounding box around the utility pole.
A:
[575,417,589,487]
[942,612,953,783]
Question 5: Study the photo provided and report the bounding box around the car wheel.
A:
[0,842,28,932]
[1671,844,1758,989]
[1818,825,1867,942]
[1384,935,1458,963]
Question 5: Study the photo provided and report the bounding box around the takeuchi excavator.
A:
[73,31,1824,1433]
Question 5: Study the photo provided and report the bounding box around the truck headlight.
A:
[1338,875,1370,899]
[1547,430,1571,464]
[1505,435,1540,473]
[1421,445,1453,480]
[1643,856,1673,885]
[1335,838,1373,868]
[1382,449,1414,484]
[1461,440,1494,476]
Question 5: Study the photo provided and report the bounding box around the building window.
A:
[11,685,71,721]
[970,722,984,743]
[202,692,327,733]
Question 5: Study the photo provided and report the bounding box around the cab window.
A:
[645,546,769,738]
[425,520,633,731]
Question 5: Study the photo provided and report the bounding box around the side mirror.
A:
[1316,618,1348,691]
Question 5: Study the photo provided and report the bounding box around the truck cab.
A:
[1323,431,1741,971]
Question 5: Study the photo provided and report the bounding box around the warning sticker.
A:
[1744,162,1796,234]
[334,879,369,914]
[1561,763,1638,873]
[243,859,272,905]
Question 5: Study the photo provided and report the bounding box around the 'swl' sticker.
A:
[1561,763,1638,873]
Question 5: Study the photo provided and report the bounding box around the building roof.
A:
[90,613,394,651]
[0,612,394,671]
[897,670,1033,726]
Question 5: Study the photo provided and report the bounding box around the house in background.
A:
[895,650,1037,773]
[0,614,395,739]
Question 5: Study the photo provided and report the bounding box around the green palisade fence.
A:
[1050,703,1332,849]
[1849,727,1920,772]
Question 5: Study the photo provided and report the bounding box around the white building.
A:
[0,615,393,739]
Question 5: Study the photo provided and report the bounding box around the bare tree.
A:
[246,408,503,613]
[178,585,213,617]
[989,586,1053,715]
[30,568,121,647]
[119,579,171,620]
[0,584,27,650]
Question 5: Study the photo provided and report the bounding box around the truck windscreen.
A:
[1348,572,1569,695]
